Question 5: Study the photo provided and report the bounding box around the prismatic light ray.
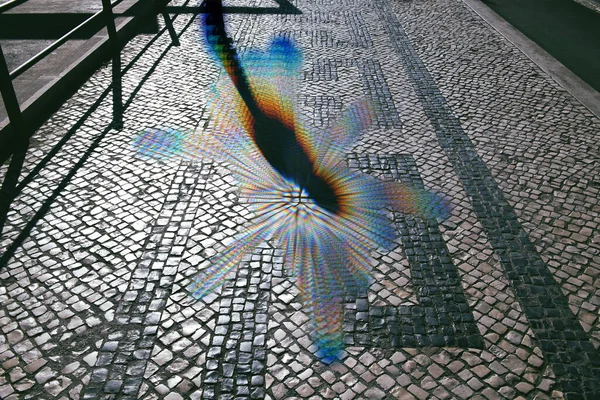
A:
[132,0,452,363]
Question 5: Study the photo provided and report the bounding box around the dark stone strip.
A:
[201,245,278,400]
[344,11,373,47]
[312,29,335,48]
[345,153,483,349]
[305,59,402,129]
[304,58,343,82]
[81,161,212,400]
[356,60,403,129]
[374,1,600,397]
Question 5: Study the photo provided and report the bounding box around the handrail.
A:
[0,0,28,14]
[7,0,126,79]
[0,0,180,237]
[0,0,179,152]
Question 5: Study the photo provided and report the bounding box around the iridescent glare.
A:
[132,1,451,363]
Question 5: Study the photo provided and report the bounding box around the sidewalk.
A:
[1,0,599,399]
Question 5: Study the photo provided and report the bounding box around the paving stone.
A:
[1,0,599,399]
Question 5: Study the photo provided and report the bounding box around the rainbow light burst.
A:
[132,3,451,363]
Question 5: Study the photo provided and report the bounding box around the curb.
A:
[461,0,600,119]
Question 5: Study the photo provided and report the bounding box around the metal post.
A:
[0,45,29,238]
[0,45,28,152]
[101,0,123,129]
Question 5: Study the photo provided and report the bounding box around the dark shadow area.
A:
[167,0,301,15]
[0,144,28,241]
[0,11,159,40]
[202,0,337,212]
[482,0,600,92]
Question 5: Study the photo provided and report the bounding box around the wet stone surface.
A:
[1,0,600,398]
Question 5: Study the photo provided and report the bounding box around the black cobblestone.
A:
[345,153,483,349]
[82,161,211,399]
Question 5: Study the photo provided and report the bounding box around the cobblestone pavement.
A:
[1,0,600,399]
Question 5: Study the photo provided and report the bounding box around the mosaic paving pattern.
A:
[344,153,483,350]
[1,0,599,398]
[373,0,600,396]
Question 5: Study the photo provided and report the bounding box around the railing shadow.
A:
[0,2,196,266]
[166,0,302,15]
[0,0,304,268]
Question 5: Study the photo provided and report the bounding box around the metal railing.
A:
[0,0,179,152]
[0,0,179,236]
[0,0,28,14]
[3,0,125,80]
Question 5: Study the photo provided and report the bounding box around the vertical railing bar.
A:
[0,45,27,146]
[0,44,29,238]
[101,0,123,129]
